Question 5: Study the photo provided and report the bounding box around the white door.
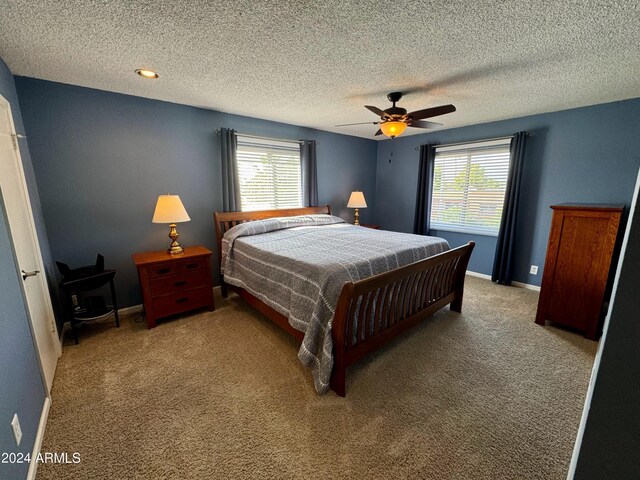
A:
[0,93,60,392]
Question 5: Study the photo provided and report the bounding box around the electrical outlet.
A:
[11,413,22,446]
[530,265,539,275]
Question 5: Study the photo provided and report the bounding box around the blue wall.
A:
[15,74,640,301]
[15,77,378,308]
[0,58,47,480]
[375,98,640,284]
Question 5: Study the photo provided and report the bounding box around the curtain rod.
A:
[213,129,309,145]
[413,132,534,151]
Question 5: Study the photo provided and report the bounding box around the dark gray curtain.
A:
[492,131,527,284]
[300,140,318,207]
[413,144,436,235]
[220,128,241,212]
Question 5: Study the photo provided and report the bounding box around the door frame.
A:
[0,92,61,392]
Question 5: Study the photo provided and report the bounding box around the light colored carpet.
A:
[38,277,596,479]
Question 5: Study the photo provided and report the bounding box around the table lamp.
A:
[152,195,191,254]
[347,191,367,225]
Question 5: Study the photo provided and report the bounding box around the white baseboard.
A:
[512,281,541,292]
[466,271,541,291]
[27,396,51,480]
[118,304,143,316]
[466,271,492,280]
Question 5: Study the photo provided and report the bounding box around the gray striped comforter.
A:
[221,215,449,394]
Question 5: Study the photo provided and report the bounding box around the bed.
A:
[214,206,474,396]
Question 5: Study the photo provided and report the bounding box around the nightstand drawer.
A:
[177,258,206,273]
[146,257,205,279]
[151,286,213,318]
[149,269,209,297]
[147,264,177,278]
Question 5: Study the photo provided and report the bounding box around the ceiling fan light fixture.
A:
[379,121,407,138]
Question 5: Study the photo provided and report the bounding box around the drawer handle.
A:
[185,263,199,269]
[156,268,171,274]
[176,297,189,304]
[174,280,188,287]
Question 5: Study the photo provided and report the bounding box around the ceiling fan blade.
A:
[409,120,443,129]
[335,121,380,127]
[374,129,383,136]
[365,105,387,117]
[408,104,456,120]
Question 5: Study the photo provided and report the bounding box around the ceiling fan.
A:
[336,92,456,138]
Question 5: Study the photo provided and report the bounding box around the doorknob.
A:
[21,270,40,281]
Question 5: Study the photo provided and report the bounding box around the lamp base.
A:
[167,244,184,255]
[167,224,184,255]
[354,208,360,225]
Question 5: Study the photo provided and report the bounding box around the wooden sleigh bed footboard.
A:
[214,206,475,396]
[329,241,474,396]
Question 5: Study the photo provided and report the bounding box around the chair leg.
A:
[109,279,120,327]
[72,320,79,345]
[221,281,229,299]
[68,300,80,345]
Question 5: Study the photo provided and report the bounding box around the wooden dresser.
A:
[535,204,623,340]
[132,246,215,328]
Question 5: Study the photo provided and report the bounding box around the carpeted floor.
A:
[38,277,597,479]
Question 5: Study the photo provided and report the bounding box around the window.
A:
[430,139,510,236]
[236,136,302,211]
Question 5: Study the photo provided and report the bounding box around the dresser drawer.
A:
[152,286,213,318]
[149,269,209,297]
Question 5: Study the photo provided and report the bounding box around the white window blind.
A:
[236,136,302,211]
[430,139,511,236]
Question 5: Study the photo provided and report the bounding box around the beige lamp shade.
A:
[152,195,191,224]
[347,191,367,208]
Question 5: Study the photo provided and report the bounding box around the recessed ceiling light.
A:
[135,68,159,79]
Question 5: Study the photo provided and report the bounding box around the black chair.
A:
[57,255,120,344]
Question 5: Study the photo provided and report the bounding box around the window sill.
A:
[430,225,499,237]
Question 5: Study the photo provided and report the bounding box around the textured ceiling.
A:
[1,1,639,139]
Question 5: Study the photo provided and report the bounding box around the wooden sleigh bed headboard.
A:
[213,206,474,396]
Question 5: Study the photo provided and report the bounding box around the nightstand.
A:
[360,224,381,229]
[132,246,215,328]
